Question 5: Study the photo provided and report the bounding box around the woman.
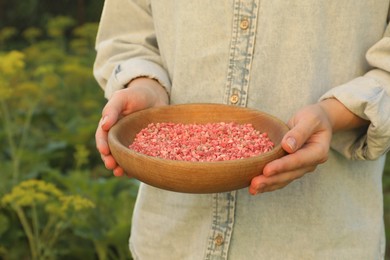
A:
[94,1,390,259]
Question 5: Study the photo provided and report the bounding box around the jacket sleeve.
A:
[93,0,171,99]
[319,23,390,160]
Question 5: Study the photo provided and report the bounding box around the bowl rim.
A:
[109,103,289,166]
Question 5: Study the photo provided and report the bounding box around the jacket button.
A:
[240,18,249,30]
[214,234,224,246]
[230,94,239,104]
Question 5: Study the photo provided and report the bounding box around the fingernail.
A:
[257,183,267,193]
[286,136,296,151]
[263,170,275,177]
[113,171,123,177]
[101,115,108,126]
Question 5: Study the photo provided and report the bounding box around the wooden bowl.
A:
[108,103,289,193]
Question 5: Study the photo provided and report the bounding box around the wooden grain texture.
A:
[108,103,289,193]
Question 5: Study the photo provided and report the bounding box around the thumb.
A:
[281,120,315,154]
[282,135,297,154]
[100,114,119,132]
[100,97,125,131]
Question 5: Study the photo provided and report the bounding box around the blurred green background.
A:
[0,1,389,259]
[0,1,138,259]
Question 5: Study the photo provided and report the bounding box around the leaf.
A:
[0,213,10,236]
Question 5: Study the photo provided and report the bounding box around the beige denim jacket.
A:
[94,1,390,259]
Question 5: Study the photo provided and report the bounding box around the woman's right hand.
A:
[95,77,169,176]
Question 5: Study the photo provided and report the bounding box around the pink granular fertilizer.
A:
[129,122,274,162]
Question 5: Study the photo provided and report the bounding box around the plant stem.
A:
[16,99,38,168]
[41,214,57,242]
[31,203,42,258]
[14,205,38,260]
[94,240,107,260]
[0,94,39,184]
[0,100,19,184]
[46,220,65,250]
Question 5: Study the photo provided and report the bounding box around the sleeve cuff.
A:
[319,76,390,160]
[104,58,171,99]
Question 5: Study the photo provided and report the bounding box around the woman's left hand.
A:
[249,98,369,195]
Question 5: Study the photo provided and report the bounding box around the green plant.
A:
[45,169,138,260]
[0,50,29,185]
[0,18,102,186]
[1,179,95,260]
[0,16,137,259]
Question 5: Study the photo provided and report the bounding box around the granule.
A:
[129,122,274,162]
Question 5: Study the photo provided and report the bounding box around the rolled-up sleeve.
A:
[93,0,171,99]
[320,24,390,160]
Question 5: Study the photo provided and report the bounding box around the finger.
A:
[101,153,125,176]
[101,101,123,131]
[95,117,111,155]
[249,174,268,195]
[249,166,315,195]
[263,142,328,177]
[113,166,125,177]
[101,88,139,129]
[101,89,150,132]
[282,118,318,154]
[101,154,118,170]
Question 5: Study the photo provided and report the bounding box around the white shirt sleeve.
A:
[319,25,390,160]
[93,0,171,99]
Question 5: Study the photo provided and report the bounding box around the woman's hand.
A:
[95,77,169,176]
[249,98,369,195]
